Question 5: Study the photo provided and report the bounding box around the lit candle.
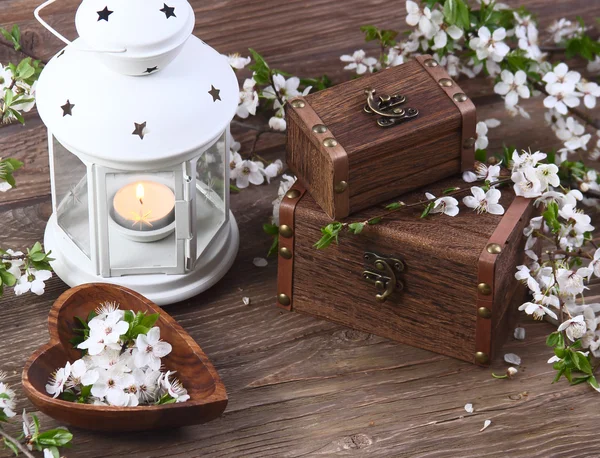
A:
[112,181,175,232]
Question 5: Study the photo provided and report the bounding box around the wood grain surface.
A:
[1,0,600,457]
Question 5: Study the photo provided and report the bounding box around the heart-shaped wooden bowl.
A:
[22,283,227,431]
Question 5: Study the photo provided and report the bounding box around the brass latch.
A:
[363,88,419,127]
[362,252,405,302]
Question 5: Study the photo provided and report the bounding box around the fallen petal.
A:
[514,327,526,340]
[504,353,521,365]
[242,297,251,306]
[464,403,474,413]
[253,257,268,267]
[480,419,492,432]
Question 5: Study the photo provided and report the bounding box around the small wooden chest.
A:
[286,55,476,220]
[276,178,535,365]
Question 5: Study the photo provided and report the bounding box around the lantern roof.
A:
[35,35,239,170]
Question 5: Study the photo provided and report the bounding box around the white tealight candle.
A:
[112,181,175,232]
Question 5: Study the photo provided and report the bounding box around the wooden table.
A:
[1,1,600,456]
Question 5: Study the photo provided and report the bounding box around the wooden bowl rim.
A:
[22,283,227,413]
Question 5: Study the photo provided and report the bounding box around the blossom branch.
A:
[0,428,35,458]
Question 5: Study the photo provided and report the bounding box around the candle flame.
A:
[136,183,144,205]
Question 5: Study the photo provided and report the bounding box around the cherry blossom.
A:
[13,268,52,296]
[425,193,459,216]
[236,78,259,119]
[46,362,71,398]
[558,315,587,341]
[494,70,530,107]
[133,327,173,371]
[463,187,504,215]
[469,27,510,62]
[576,80,600,109]
[340,50,378,75]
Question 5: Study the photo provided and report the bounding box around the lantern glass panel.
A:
[105,170,179,273]
[52,135,91,258]
[195,131,227,260]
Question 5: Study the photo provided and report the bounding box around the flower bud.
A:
[507,367,518,378]
[579,182,590,192]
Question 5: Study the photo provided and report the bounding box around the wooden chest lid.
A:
[285,55,477,220]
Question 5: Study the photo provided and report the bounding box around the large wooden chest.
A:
[276,177,534,365]
[286,55,476,220]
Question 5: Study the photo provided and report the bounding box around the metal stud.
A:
[312,124,328,134]
[477,307,492,319]
[334,181,348,193]
[478,282,492,296]
[463,137,476,149]
[438,78,453,87]
[278,293,291,306]
[424,59,438,67]
[285,189,301,199]
[323,137,338,147]
[279,224,293,238]
[291,99,306,108]
[475,352,489,364]
[279,247,292,259]
[453,92,468,102]
[486,243,502,254]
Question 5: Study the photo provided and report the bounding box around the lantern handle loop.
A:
[34,0,127,54]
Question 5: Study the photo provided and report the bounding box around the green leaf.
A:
[248,48,271,85]
[263,223,279,236]
[313,222,343,250]
[571,375,591,385]
[267,236,279,257]
[546,332,560,347]
[385,202,405,210]
[348,222,365,234]
[2,437,19,456]
[443,0,458,25]
[475,149,487,162]
[443,187,460,194]
[140,313,159,329]
[420,202,435,219]
[367,217,382,225]
[0,269,16,287]
[36,428,73,447]
[230,184,241,193]
[123,310,134,324]
[130,324,149,339]
[572,351,593,375]
[588,375,599,391]
[32,413,40,435]
[3,158,23,172]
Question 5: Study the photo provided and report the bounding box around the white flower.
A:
[543,63,581,88]
[340,50,378,75]
[558,204,594,234]
[474,121,489,150]
[386,47,404,67]
[46,362,71,398]
[558,315,587,341]
[232,159,265,189]
[134,327,172,371]
[542,63,582,115]
[91,366,135,406]
[494,70,530,107]
[44,449,54,458]
[519,301,558,320]
[406,2,444,39]
[272,174,296,225]
[67,359,98,388]
[546,19,575,43]
[555,116,591,152]
[3,249,24,279]
[556,267,591,296]
[236,78,259,119]
[469,27,510,63]
[512,167,543,198]
[576,80,600,109]
[0,374,16,418]
[535,163,560,188]
[511,150,546,172]
[161,370,190,402]
[463,187,504,215]
[227,53,251,70]
[131,368,161,404]
[465,162,501,183]
[516,22,543,61]
[588,248,600,280]
[264,74,309,110]
[78,314,128,356]
[268,114,286,131]
[262,159,283,184]
[433,24,463,50]
[515,265,540,292]
[425,193,459,216]
[588,56,600,74]
[13,268,52,296]
[523,215,543,237]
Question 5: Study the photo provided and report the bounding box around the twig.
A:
[268,72,286,110]
[0,429,35,458]
[346,177,512,227]
[0,253,26,261]
[0,38,48,65]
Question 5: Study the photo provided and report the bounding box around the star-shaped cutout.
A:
[143,66,158,74]
[132,122,147,139]
[97,6,113,21]
[61,100,74,117]
[208,85,221,102]
[160,3,176,19]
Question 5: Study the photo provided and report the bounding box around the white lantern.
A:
[34,0,240,305]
